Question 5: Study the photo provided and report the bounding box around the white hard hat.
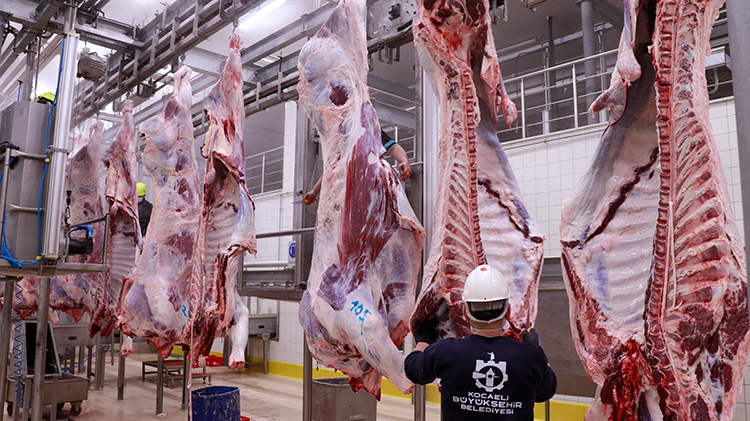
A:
[463,264,510,303]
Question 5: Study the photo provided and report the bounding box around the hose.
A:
[12,294,24,411]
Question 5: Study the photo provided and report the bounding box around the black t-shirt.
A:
[138,199,153,236]
[404,335,557,420]
[381,130,396,154]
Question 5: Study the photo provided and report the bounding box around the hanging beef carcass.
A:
[297,0,425,398]
[7,123,106,322]
[118,66,202,357]
[90,99,142,338]
[56,120,106,320]
[184,34,253,370]
[560,1,749,420]
[410,0,544,340]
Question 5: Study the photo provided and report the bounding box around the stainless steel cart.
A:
[5,373,89,418]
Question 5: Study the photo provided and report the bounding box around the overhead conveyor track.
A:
[0,0,61,84]
[1,0,417,130]
[72,0,269,125]
[76,0,416,138]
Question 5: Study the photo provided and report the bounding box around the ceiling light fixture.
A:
[239,0,289,30]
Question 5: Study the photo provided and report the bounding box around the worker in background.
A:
[36,92,54,105]
[302,129,411,205]
[136,182,152,236]
[405,264,557,420]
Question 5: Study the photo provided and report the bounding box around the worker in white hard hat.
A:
[136,182,153,236]
[404,264,557,420]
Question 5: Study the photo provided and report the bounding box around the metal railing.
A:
[498,44,735,142]
[246,146,284,195]
[499,49,617,142]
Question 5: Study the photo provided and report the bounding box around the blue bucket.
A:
[191,386,241,421]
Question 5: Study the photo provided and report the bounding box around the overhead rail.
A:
[0,0,62,82]
[108,0,416,138]
[71,0,268,125]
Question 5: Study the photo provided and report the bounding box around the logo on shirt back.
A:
[472,352,508,392]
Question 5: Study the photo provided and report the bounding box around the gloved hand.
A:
[412,317,439,345]
[523,328,541,347]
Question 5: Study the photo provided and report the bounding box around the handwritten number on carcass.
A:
[350,300,372,335]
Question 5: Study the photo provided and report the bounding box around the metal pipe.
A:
[94,333,104,389]
[243,260,292,268]
[181,353,188,410]
[520,79,527,138]
[22,52,34,102]
[29,277,51,421]
[727,0,750,317]
[0,278,19,421]
[302,335,312,421]
[577,0,600,125]
[415,67,439,421]
[262,333,270,374]
[413,385,426,421]
[78,346,85,374]
[33,38,41,101]
[256,227,316,239]
[260,154,266,193]
[86,346,93,378]
[117,334,125,400]
[156,354,164,415]
[545,16,556,134]
[571,64,579,128]
[41,6,79,260]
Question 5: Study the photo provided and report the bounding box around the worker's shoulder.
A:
[484,335,545,355]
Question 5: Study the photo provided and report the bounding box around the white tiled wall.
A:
[243,101,305,367]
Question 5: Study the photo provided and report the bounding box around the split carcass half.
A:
[90,99,142,338]
[410,0,544,340]
[118,66,202,357]
[560,1,749,420]
[297,0,425,398]
[9,123,106,322]
[184,33,253,370]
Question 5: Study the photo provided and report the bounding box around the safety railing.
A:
[498,49,617,142]
[498,43,734,143]
[246,146,284,195]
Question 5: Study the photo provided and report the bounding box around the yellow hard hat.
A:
[36,92,55,105]
[136,182,147,197]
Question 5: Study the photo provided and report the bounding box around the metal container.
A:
[4,373,89,415]
[311,377,376,421]
[0,101,52,263]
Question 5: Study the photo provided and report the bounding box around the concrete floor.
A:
[10,349,441,421]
